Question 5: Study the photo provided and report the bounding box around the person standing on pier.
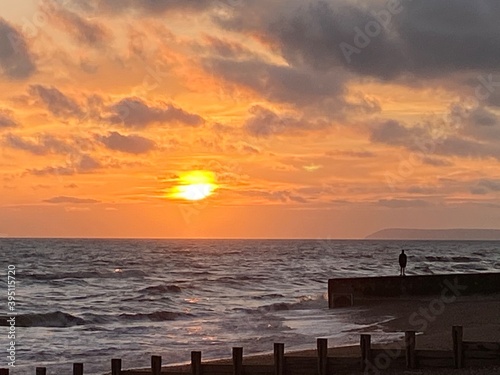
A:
[399,250,407,276]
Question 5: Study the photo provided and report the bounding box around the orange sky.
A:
[1,0,500,238]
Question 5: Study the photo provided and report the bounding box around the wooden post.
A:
[111,358,122,375]
[35,368,46,375]
[232,347,243,375]
[317,338,328,375]
[151,355,161,375]
[405,331,416,369]
[360,334,372,371]
[0,369,9,375]
[453,326,464,369]
[191,351,202,375]
[73,363,84,375]
[328,280,333,309]
[274,343,285,375]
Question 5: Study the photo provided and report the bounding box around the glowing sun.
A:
[170,170,218,201]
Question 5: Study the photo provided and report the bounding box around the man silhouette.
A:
[399,250,407,276]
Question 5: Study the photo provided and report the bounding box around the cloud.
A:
[378,199,431,208]
[202,36,255,60]
[207,58,346,107]
[370,119,500,161]
[267,1,405,79]
[3,134,75,155]
[78,154,101,171]
[106,98,204,128]
[29,85,84,118]
[216,0,500,82]
[325,150,376,159]
[370,120,426,144]
[450,104,500,141]
[0,18,36,79]
[98,131,156,154]
[43,196,100,204]
[407,186,438,195]
[470,186,488,195]
[28,154,101,176]
[478,179,500,192]
[29,165,75,176]
[468,178,500,195]
[44,3,109,46]
[244,105,328,137]
[66,0,500,83]
[422,157,453,167]
[66,0,218,15]
[239,189,308,204]
[0,111,17,128]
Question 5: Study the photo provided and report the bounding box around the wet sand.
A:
[124,295,500,374]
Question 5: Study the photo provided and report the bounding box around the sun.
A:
[169,170,218,201]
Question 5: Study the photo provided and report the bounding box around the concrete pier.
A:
[328,272,500,308]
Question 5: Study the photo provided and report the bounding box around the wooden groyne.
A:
[2,326,500,375]
[328,272,500,308]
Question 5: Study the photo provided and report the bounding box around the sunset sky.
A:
[1,0,500,238]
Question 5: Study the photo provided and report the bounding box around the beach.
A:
[124,294,500,374]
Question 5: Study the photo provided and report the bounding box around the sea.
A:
[0,239,499,374]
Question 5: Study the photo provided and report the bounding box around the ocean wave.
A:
[0,308,191,328]
[118,310,189,322]
[422,256,482,263]
[20,269,147,280]
[0,311,85,327]
[251,293,285,300]
[259,302,290,312]
[140,284,182,294]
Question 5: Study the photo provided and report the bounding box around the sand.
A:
[123,294,500,374]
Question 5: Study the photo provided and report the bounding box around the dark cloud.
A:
[43,196,100,204]
[470,186,488,195]
[0,18,36,79]
[67,0,500,82]
[422,157,453,167]
[450,104,500,142]
[370,119,500,161]
[218,0,500,80]
[106,98,204,128]
[269,1,405,79]
[370,120,426,144]
[28,154,101,176]
[44,3,109,46]
[98,131,156,154]
[244,105,328,137]
[78,154,101,171]
[407,186,438,195]
[470,179,500,195]
[207,58,346,106]
[29,85,84,118]
[0,111,17,128]
[395,1,500,75]
[67,0,218,15]
[202,36,254,60]
[3,134,75,155]
[477,179,500,192]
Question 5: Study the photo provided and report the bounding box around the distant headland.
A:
[366,228,500,240]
